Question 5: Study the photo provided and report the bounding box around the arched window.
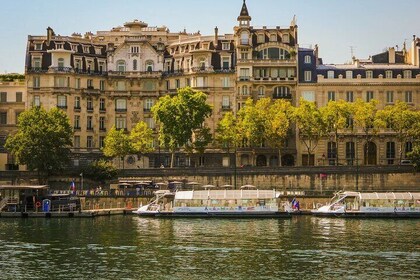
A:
[258,86,265,97]
[58,58,64,68]
[117,60,126,72]
[133,59,137,71]
[240,32,249,45]
[273,86,291,99]
[146,60,154,72]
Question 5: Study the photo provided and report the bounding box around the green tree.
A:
[5,106,72,183]
[376,101,420,163]
[192,126,212,156]
[265,99,292,166]
[129,121,154,155]
[352,99,380,165]
[292,99,327,166]
[215,112,238,154]
[321,100,352,165]
[103,126,132,169]
[152,87,212,167]
[83,159,118,184]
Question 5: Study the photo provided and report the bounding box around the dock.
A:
[0,208,135,218]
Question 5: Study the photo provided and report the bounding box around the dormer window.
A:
[190,44,195,51]
[304,55,311,64]
[34,43,43,50]
[403,70,412,78]
[71,44,78,52]
[131,46,139,53]
[181,46,185,53]
[327,71,334,79]
[95,47,102,55]
[32,57,41,69]
[57,58,64,68]
[117,60,126,72]
[199,58,206,70]
[222,42,230,50]
[282,34,290,43]
[56,43,64,49]
[270,34,277,42]
[202,43,209,50]
[83,46,90,53]
[257,34,265,43]
[385,70,393,79]
[74,59,81,71]
[240,32,249,45]
[146,60,154,72]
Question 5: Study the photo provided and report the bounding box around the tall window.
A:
[99,98,106,111]
[241,85,248,95]
[405,91,413,103]
[117,60,125,72]
[32,57,41,69]
[0,112,7,124]
[273,86,291,99]
[87,116,93,130]
[239,68,250,80]
[304,55,311,64]
[87,97,93,111]
[74,136,80,148]
[386,141,395,164]
[240,32,249,45]
[145,117,155,129]
[346,91,354,102]
[0,92,7,103]
[99,136,105,149]
[33,95,40,107]
[366,91,374,102]
[57,95,67,108]
[100,80,105,91]
[132,59,137,71]
[222,57,230,69]
[222,96,230,109]
[258,86,265,97]
[33,77,40,89]
[145,61,154,72]
[16,92,22,102]
[405,142,413,155]
[87,136,93,148]
[327,91,336,102]
[115,99,127,112]
[346,142,355,165]
[222,77,230,88]
[304,71,312,82]
[99,117,105,131]
[74,115,80,129]
[115,117,126,130]
[327,141,337,165]
[327,71,334,79]
[144,99,154,112]
[386,91,394,103]
[75,78,80,89]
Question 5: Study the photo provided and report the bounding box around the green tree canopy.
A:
[215,111,238,153]
[152,87,212,167]
[129,121,154,155]
[83,159,118,184]
[5,106,73,182]
[103,126,132,169]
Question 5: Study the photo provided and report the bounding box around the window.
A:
[87,136,93,148]
[327,91,336,102]
[257,34,265,43]
[117,60,126,72]
[186,78,191,87]
[0,112,7,124]
[366,91,374,102]
[145,117,155,129]
[166,80,170,90]
[73,136,80,148]
[196,77,205,87]
[115,117,126,130]
[144,99,154,111]
[57,95,67,108]
[87,60,93,73]
[241,85,248,95]
[33,77,40,88]
[304,71,312,81]
[403,70,412,79]
[240,32,249,45]
[33,95,40,107]
[327,71,334,79]
[385,70,393,79]
[346,71,353,79]
[405,91,413,103]
[74,59,81,70]
[99,117,105,130]
[133,59,137,71]
[386,91,394,103]
[241,52,248,60]
[405,142,413,155]
[327,142,337,164]
[222,77,230,88]
[239,68,250,80]
[34,43,42,50]
[100,80,105,91]
[73,97,80,109]
[87,116,93,130]
[74,115,80,129]
[16,92,22,102]
[258,86,265,97]
[346,117,354,129]
[386,142,395,164]
[304,55,311,64]
[99,136,105,149]
[175,79,180,89]
[32,57,41,69]
[270,34,277,42]
[0,92,6,103]
[222,57,230,69]
[99,98,106,111]
[146,60,154,72]
[273,86,291,99]
[75,78,80,89]
[302,91,315,102]
[116,81,126,91]
[55,77,67,87]
[366,71,373,79]
[222,42,230,50]
[222,96,230,109]
[57,58,64,68]
[115,99,127,112]
[87,97,93,111]
[346,91,354,102]
[131,46,139,53]
[15,112,21,124]
[83,46,90,53]
[282,34,289,43]
[87,79,93,89]
[346,142,355,165]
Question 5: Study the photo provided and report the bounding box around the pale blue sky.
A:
[1,0,420,73]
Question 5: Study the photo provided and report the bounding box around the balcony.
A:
[81,88,100,96]
[214,68,235,74]
[126,71,162,78]
[253,76,296,82]
[49,67,72,73]
[163,70,184,77]
[115,108,127,113]
[239,76,250,81]
[272,93,292,100]
[75,69,107,76]
[26,67,48,73]
[238,58,296,66]
[191,66,214,73]
[221,105,232,111]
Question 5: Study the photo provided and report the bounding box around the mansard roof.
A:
[237,0,251,21]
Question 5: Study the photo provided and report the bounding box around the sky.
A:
[1,0,420,73]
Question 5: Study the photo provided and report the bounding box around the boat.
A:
[312,191,420,218]
[133,189,292,218]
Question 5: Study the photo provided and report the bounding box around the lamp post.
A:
[80,172,84,191]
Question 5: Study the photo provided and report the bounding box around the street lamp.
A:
[80,172,84,191]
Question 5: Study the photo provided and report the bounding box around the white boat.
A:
[133,189,291,218]
[312,191,420,218]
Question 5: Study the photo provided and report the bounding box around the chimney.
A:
[46,27,55,44]
[389,47,395,64]
[314,44,319,59]
[214,26,219,47]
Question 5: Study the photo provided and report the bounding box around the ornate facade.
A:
[18,0,420,169]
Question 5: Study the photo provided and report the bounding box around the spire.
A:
[237,0,251,21]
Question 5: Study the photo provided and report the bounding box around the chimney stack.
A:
[214,26,219,47]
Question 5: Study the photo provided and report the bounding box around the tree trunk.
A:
[170,150,175,168]
[278,148,282,167]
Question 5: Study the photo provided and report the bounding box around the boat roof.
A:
[342,191,420,200]
[174,189,280,200]
[0,185,49,190]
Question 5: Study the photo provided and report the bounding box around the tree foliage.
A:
[215,111,238,153]
[152,87,212,167]
[5,106,73,182]
[103,126,132,169]
[129,121,154,155]
[83,159,118,184]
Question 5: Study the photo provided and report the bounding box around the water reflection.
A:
[0,216,418,279]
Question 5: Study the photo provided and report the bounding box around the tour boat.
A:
[312,191,420,218]
[132,189,292,218]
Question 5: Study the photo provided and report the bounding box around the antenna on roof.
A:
[350,46,356,59]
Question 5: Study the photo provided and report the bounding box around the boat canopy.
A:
[174,189,280,200]
[343,192,420,200]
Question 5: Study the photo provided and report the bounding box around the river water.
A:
[0,216,418,279]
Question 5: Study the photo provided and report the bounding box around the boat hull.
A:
[312,211,420,218]
[134,211,291,218]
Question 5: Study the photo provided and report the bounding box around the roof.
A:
[317,63,419,70]
[0,185,49,190]
[343,192,420,200]
[237,0,251,21]
[175,189,279,200]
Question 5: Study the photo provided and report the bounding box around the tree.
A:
[215,112,238,154]
[191,126,213,166]
[376,101,420,163]
[265,99,292,166]
[352,99,380,165]
[152,87,212,167]
[83,159,118,184]
[321,100,352,165]
[292,99,327,166]
[129,121,154,155]
[5,106,73,183]
[103,126,132,169]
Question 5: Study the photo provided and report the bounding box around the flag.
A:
[70,181,75,191]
